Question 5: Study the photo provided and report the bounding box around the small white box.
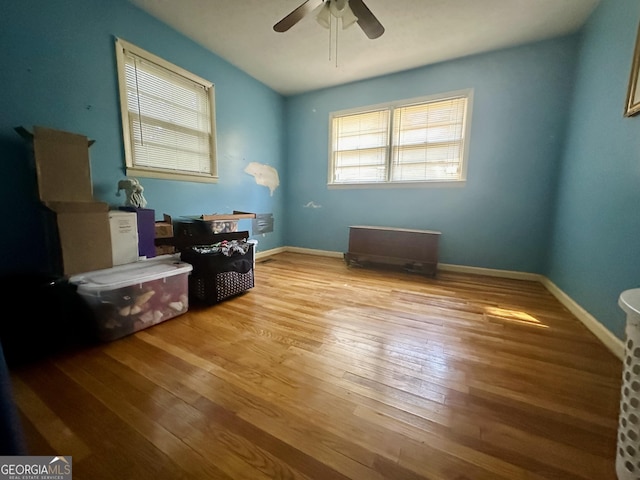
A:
[69,255,193,342]
[109,210,139,266]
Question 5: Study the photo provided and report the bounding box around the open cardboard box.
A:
[25,126,113,276]
[199,211,256,234]
[155,213,174,239]
[200,211,256,221]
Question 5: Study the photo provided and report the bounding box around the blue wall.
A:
[547,0,640,339]
[284,37,578,273]
[0,0,285,274]
[2,0,638,342]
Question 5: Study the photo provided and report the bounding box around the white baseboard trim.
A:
[439,265,624,360]
[435,264,623,359]
[255,246,287,260]
[438,263,544,282]
[540,277,624,361]
[285,246,344,258]
[254,247,624,360]
[255,246,343,260]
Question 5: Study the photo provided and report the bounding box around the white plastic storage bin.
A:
[69,255,193,342]
[617,288,640,480]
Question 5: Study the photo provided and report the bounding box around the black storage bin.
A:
[181,244,254,304]
[174,218,208,237]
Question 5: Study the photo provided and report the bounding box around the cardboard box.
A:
[48,202,112,276]
[198,211,255,234]
[202,219,238,234]
[29,126,113,276]
[32,128,93,201]
[155,244,176,256]
[155,213,174,239]
[200,211,256,221]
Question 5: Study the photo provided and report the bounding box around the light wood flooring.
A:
[9,252,624,479]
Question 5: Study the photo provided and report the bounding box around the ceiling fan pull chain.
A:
[335,18,339,68]
[328,12,332,62]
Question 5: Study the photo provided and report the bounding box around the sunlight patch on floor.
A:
[484,306,548,329]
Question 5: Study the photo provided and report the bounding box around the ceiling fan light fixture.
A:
[341,5,358,29]
[329,0,349,17]
[273,0,384,40]
[314,2,331,29]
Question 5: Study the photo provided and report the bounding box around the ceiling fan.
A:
[273,0,385,39]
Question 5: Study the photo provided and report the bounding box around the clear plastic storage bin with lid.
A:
[69,255,193,341]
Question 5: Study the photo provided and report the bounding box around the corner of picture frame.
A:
[624,21,640,117]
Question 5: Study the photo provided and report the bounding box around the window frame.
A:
[115,37,218,183]
[327,89,473,189]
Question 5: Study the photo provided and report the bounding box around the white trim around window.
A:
[115,37,218,183]
[327,89,473,188]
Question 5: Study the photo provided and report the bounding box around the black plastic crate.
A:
[181,244,254,304]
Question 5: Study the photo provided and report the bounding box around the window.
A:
[328,90,472,187]
[115,38,217,182]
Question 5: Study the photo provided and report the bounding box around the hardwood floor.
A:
[9,252,623,479]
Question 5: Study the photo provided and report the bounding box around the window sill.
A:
[126,167,218,184]
[327,180,466,190]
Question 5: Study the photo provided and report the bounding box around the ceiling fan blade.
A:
[348,0,384,39]
[273,0,324,32]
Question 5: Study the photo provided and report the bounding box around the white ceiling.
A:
[127,0,601,96]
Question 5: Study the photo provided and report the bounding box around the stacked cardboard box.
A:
[154,213,175,256]
[27,126,113,276]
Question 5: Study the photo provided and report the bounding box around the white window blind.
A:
[116,39,217,181]
[332,110,390,183]
[391,97,467,181]
[329,91,470,185]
